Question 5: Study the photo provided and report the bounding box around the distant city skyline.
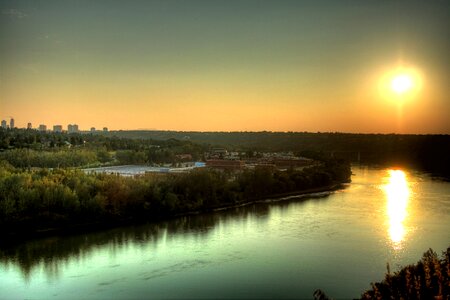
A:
[0,116,108,132]
[1,1,449,134]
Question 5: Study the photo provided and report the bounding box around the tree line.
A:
[0,148,199,168]
[0,128,208,167]
[0,158,350,237]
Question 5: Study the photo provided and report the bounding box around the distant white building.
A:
[103,127,108,132]
[1,120,6,129]
[90,127,96,132]
[39,124,47,132]
[68,124,79,134]
[9,118,14,129]
[53,125,62,133]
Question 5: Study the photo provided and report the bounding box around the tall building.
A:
[103,127,108,132]
[90,127,96,132]
[39,124,47,132]
[1,120,6,129]
[68,124,79,134]
[9,118,14,129]
[53,125,62,133]
[27,122,32,129]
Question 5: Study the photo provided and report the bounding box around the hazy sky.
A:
[1,0,449,133]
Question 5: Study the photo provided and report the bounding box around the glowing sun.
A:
[391,74,413,94]
[379,66,423,101]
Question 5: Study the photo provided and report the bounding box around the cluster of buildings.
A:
[204,148,313,171]
[170,148,313,172]
[1,118,14,130]
[1,117,108,133]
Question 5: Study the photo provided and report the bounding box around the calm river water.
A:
[1,166,449,299]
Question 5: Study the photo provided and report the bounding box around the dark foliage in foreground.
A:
[0,159,350,237]
[361,247,450,299]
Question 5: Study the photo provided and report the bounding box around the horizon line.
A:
[4,127,448,136]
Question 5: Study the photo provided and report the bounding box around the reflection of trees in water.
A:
[0,195,334,281]
[0,202,271,280]
[0,225,161,282]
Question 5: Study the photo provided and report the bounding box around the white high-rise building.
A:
[1,120,6,129]
[39,124,47,132]
[9,118,14,129]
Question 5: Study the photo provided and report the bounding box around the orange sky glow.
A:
[1,1,449,133]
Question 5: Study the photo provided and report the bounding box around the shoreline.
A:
[209,183,344,212]
[0,183,346,247]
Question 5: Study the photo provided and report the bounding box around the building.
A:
[53,125,63,133]
[206,159,245,171]
[272,157,312,168]
[9,118,14,129]
[1,120,6,129]
[208,148,228,159]
[90,127,96,132]
[27,122,32,129]
[68,124,79,134]
[39,124,47,132]
[103,127,108,132]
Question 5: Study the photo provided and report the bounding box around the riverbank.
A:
[0,157,351,246]
[211,183,344,211]
[0,183,345,246]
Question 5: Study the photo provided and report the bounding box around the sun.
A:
[391,74,413,94]
[378,66,423,101]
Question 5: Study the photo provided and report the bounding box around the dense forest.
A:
[0,158,350,240]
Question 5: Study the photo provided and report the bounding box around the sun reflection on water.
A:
[384,169,410,249]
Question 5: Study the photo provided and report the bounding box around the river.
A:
[1,166,449,299]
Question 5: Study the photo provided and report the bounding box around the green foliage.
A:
[115,150,147,164]
[0,128,208,168]
[0,128,85,150]
[96,148,112,163]
[0,148,99,168]
[0,159,350,234]
[361,247,450,299]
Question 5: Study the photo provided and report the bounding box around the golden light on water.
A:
[384,170,410,248]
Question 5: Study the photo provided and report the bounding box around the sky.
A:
[1,0,449,133]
